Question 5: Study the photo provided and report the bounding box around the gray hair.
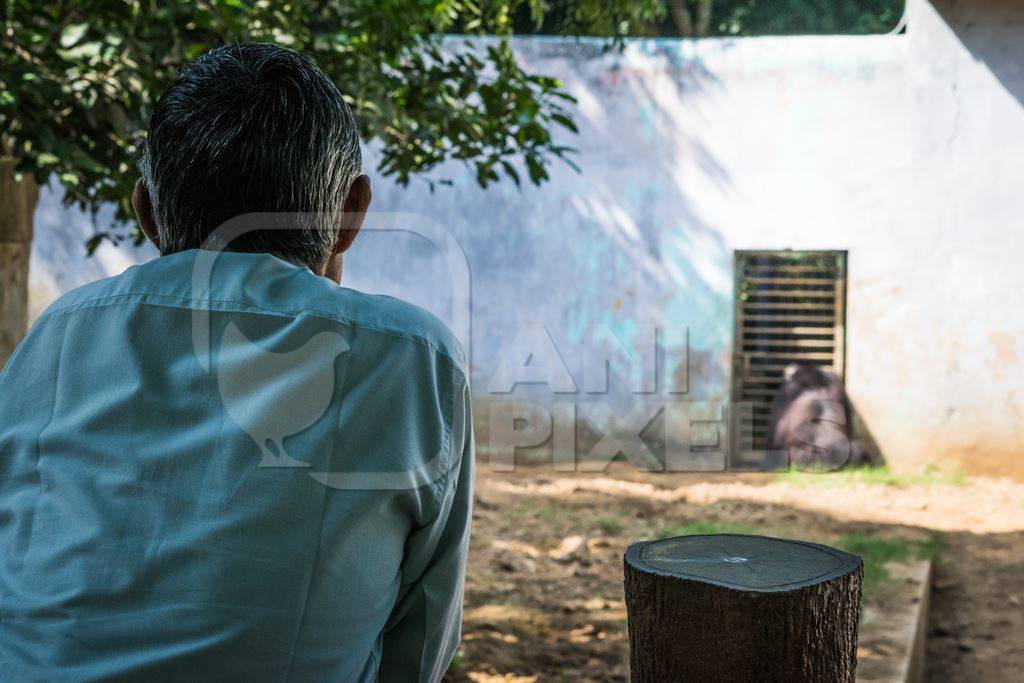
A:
[140,43,362,271]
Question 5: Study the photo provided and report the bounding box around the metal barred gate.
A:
[730,250,847,468]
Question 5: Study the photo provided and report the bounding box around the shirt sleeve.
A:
[379,372,474,682]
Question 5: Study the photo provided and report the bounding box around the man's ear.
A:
[333,174,372,254]
[132,178,160,250]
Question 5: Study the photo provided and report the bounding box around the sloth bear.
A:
[764,364,877,470]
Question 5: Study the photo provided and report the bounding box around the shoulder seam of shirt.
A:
[37,291,468,374]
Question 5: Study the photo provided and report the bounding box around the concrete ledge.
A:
[856,559,933,683]
[898,560,932,683]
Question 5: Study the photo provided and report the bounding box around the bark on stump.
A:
[0,157,37,367]
[624,534,863,682]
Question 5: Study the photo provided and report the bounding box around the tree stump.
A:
[624,534,863,682]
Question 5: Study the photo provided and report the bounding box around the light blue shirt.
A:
[0,249,474,682]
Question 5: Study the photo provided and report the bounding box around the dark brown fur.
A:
[765,364,873,470]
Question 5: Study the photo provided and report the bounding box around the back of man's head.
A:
[141,43,362,271]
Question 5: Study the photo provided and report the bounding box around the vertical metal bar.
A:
[729,251,746,467]
[833,252,847,379]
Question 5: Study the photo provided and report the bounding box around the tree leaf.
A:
[59,23,89,48]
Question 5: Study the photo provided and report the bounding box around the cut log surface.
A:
[624,534,863,683]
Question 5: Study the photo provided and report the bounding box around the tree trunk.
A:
[669,1,714,36]
[669,2,695,36]
[695,0,713,36]
[0,157,38,367]
[624,534,862,682]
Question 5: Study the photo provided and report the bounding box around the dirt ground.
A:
[444,463,1024,682]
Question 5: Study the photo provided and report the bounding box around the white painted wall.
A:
[29,0,1024,476]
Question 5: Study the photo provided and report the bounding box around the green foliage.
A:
[565,0,668,44]
[714,0,904,36]
[513,0,904,37]
[0,0,580,246]
[2,0,904,249]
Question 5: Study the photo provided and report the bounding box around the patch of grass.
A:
[537,504,561,524]
[836,531,944,592]
[509,502,567,525]
[836,533,909,590]
[593,515,625,536]
[776,464,967,489]
[446,649,464,675]
[656,520,761,539]
[914,531,945,561]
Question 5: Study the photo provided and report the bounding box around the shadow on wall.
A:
[849,399,886,467]
[426,39,740,428]
[550,42,734,392]
[932,0,1024,107]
